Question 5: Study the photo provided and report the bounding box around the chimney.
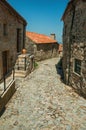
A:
[50,33,56,40]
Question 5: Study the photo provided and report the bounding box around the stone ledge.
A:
[0,80,16,113]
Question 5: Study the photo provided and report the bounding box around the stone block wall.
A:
[15,54,34,77]
[35,44,58,61]
[62,0,86,96]
[0,80,15,113]
[0,2,26,79]
[25,37,58,61]
[25,37,34,55]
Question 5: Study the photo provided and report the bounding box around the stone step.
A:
[15,70,30,77]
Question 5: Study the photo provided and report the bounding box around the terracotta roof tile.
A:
[26,31,57,44]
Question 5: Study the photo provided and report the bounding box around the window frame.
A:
[17,28,21,53]
[74,59,81,76]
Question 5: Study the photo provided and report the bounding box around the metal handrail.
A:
[0,67,15,96]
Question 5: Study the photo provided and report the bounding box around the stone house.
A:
[58,44,63,56]
[0,0,27,79]
[25,31,58,61]
[62,0,86,96]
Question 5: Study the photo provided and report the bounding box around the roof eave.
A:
[61,1,73,21]
[1,0,27,25]
[35,42,58,44]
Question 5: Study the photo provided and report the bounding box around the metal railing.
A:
[0,68,15,96]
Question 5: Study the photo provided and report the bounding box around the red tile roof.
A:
[26,31,57,44]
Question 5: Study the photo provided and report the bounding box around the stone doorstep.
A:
[15,70,31,78]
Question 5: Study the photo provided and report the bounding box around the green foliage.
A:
[34,61,38,68]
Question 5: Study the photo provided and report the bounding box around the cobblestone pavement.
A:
[0,58,86,130]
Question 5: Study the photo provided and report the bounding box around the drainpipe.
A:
[68,2,76,84]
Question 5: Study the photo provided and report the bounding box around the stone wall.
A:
[62,0,86,96]
[25,37,34,55]
[25,37,58,61]
[0,2,26,79]
[15,54,34,77]
[35,44,58,61]
[0,81,15,113]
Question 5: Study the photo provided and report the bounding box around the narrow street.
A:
[0,58,86,130]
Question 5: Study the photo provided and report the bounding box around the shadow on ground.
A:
[55,58,86,99]
[0,107,6,117]
[55,57,64,81]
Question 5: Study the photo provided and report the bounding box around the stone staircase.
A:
[15,54,34,77]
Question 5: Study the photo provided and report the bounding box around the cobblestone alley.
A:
[0,58,86,130]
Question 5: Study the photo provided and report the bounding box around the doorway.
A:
[17,29,21,53]
[2,51,8,76]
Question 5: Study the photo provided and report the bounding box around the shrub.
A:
[34,61,38,68]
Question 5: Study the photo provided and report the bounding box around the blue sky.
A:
[7,0,69,43]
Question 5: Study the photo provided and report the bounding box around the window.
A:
[3,24,7,36]
[74,59,81,75]
[72,35,75,42]
[17,29,21,52]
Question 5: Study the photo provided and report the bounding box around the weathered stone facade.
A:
[62,0,86,96]
[0,0,26,79]
[58,44,63,57]
[25,32,59,61]
[35,43,58,61]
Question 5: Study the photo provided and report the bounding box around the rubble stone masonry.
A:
[62,0,86,96]
[0,1,26,79]
[25,37,58,61]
